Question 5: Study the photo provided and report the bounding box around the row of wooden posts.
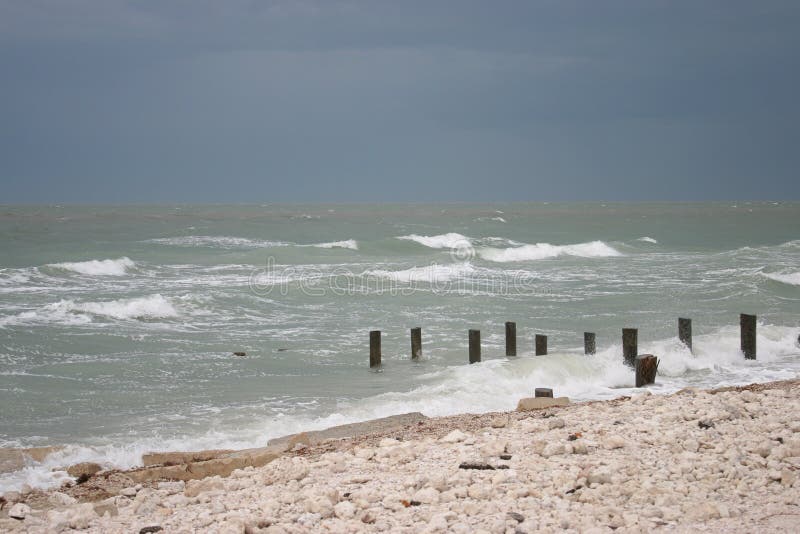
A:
[369,314,759,388]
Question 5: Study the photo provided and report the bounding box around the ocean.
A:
[1,202,798,491]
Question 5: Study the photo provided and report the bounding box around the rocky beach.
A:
[1,380,799,533]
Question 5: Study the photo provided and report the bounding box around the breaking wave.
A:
[308,240,359,250]
[637,237,658,244]
[763,272,800,286]
[397,233,471,249]
[147,236,289,249]
[365,263,475,283]
[0,294,179,327]
[49,257,135,276]
[478,240,622,262]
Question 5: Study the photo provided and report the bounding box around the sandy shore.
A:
[2,380,800,533]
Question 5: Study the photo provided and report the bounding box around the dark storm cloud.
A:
[1,0,798,202]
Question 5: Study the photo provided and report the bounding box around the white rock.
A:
[572,442,589,454]
[467,483,490,500]
[440,430,468,443]
[296,512,321,526]
[587,469,612,485]
[480,440,507,457]
[8,503,31,520]
[48,491,77,506]
[542,443,565,457]
[379,438,400,447]
[185,477,224,497]
[119,487,138,497]
[157,481,185,494]
[355,447,375,459]
[333,501,355,520]
[414,487,440,504]
[490,416,509,428]
[548,418,566,429]
[603,436,626,450]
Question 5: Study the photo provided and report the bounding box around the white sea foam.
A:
[0,270,31,286]
[147,236,289,249]
[4,323,797,493]
[763,272,800,286]
[309,240,359,250]
[478,240,622,262]
[637,236,658,244]
[0,295,179,327]
[365,263,475,283]
[49,257,135,276]
[397,233,471,249]
[75,294,179,320]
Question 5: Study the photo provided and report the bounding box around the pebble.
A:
[20,382,800,533]
[440,430,468,443]
[8,502,31,520]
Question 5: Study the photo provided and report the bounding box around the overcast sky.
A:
[1,1,798,202]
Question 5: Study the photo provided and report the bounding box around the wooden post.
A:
[678,318,692,352]
[535,334,547,356]
[369,330,381,368]
[535,388,553,398]
[505,322,516,357]
[635,354,658,387]
[740,313,756,359]
[622,328,638,367]
[410,327,422,361]
[584,332,596,355]
[469,329,481,364]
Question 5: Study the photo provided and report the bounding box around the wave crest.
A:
[478,240,621,262]
[365,263,475,283]
[309,240,359,250]
[49,257,135,276]
[0,295,179,327]
[763,272,800,286]
[397,233,471,249]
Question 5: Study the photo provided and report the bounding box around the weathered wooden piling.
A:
[635,354,658,387]
[740,313,756,359]
[535,334,547,356]
[584,332,596,355]
[622,328,638,367]
[678,318,692,352]
[469,329,481,364]
[369,330,381,368]
[535,388,554,398]
[505,322,517,357]
[410,327,422,361]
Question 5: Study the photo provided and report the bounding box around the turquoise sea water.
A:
[1,202,799,490]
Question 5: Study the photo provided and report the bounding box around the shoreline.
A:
[2,379,800,532]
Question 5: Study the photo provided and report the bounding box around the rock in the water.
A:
[0,446,64,474]
[67,462,103,478]
[516,397,570,411]
[232,352,246,356]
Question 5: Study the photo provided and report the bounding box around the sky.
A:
[1,0,799,203]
